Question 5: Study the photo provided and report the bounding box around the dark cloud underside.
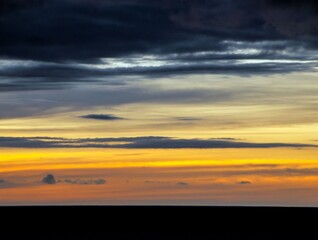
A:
[2,0,318,61]
[1,0,318,91]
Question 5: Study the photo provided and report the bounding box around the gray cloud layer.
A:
[0,136,315,149]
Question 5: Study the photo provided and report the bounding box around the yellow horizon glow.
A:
[1,147,318,173]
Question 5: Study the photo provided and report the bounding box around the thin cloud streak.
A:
[0,136,315,149]
[80,114,125,121]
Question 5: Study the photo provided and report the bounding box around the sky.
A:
[0,0,318,206]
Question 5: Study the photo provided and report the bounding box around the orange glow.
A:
[1,147,318,205]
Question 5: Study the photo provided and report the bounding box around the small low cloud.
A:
[63,179,106,185]
[0,179,5,183]
[80,114,125,121]
[237,181,252,185]
[42,174,56,184]
[176,182,189,186]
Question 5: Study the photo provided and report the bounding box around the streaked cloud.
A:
[1,0,318,206]
[62,179,106,185]
[237,181,252,185]
[0,136,315,149]
[1,1,318,92]
[80,114,125,121]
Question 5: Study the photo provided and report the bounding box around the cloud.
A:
[1,58,315,92]
[2,0,318,62]
[211,138,242,141]
[1,1,318,92]
[0,179,5,183]
[94,179,106,185]
[175,117,202,121]
[1,73,318,130]
[0,86,225,119]
[63,179,106,185]
[237,181,252,185]
[176,182,189,186]
[117,137,316,149]
[0,136,315,149]
[42,174,56,184]
[144,180,189,186]
[175,165,318,178]
[0,0,45,13]
[80,114,125,121]
[0,0,181,62]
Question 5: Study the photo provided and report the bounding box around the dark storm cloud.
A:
[0,136,316,149]
[0,0,45,13]
[0,0,182,62]
[1,0,318,92]
[80,114,125,121]
[164,0,318,37]
[2,0,318,62]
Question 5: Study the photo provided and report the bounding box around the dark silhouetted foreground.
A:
[1,206,317,239]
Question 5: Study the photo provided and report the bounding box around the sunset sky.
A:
[1,0,318,206]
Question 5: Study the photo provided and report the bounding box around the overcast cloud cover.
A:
[1,0,318,148]
[2,1,318,207]
[1,0,318,91]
